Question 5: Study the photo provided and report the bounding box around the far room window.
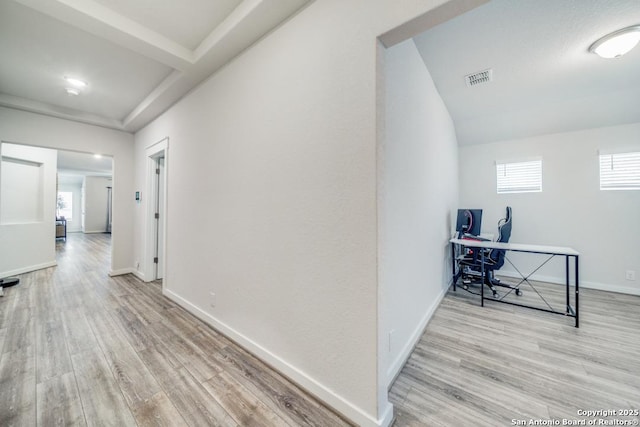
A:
[496,160,542,194]
[57,191,73,220]
[599,151,640,191]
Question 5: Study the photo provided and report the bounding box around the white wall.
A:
[379,39,459,387]
[0,143,57,277]
[133,1,484,425]
[459,122,640,295]
[2,157,43,224]
[0,107,135,275]
[83,176,111,233]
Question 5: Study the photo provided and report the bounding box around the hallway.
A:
[0,233,350,426]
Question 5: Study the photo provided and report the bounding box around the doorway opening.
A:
[57,150,113,235]
[0,142,115,279]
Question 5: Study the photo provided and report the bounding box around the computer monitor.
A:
[455,209,482,237]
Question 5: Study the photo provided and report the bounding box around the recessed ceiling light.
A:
[94,154,102,159]
[589,25,640,59]
[64,76,88,87]
[65,87,80,96]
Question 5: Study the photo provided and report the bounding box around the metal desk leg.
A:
[480,249,485,307]
[565,256,570,314]
[575,255,579,328]
[451,242,457,291]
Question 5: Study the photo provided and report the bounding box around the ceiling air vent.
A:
[465,69,493,87]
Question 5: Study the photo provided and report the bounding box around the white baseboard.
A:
[497,271,640,296]
[109,268,135,277]
[163,288,389,427]
[1,261,57,278]
[579,280,640,296]
[385,284,448,388]
[131,270,146,281]
[83,230,107,234]
[378,401,394,427]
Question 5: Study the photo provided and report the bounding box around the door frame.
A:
[144,137,169,283]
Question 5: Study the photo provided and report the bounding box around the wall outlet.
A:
[626,270,636,281]
[209,292,216,307]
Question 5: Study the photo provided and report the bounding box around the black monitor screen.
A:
[455,209,482,236]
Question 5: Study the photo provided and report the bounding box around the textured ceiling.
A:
[413,0,640,145]
[92,0,243,50]
[58,150,113,177]
[4,0,636,145]
[0,1,172,122]
[0,0,311,132]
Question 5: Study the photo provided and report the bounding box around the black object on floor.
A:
[0,277,20,297]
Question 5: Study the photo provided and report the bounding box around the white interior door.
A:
[155,156,165,280]
[144,137,168,284]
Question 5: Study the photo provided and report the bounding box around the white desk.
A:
[450,238,580,327]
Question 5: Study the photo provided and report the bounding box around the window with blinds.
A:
[599,151,640,190]
[496,160,542,194]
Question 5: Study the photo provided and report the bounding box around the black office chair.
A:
[459,206,521,297]
[485,205,511,268]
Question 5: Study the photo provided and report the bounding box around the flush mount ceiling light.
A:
[94,154,102,159]
[64,76,88,87]
[589,25,640,58]
[65,87,80,96]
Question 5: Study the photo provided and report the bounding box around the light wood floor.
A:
[390,277,640,426]
[0,233,351,426]
[4,234,639,427]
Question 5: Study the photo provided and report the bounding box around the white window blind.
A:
[599,151,640,190]
[496,160,542,194]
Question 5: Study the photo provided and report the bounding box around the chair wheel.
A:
[492,290,498,297]
[463,284,469,290]
[515,289,522,296]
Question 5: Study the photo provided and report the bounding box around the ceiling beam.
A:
[378,0,489,48]
[13,0,194,70]
[0,93,126,131]
[123,0,311,131]
[10,0,312,132]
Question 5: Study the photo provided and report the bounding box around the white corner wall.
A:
[379,39,459,387]
[132,1,484,425]
[0,143,57,277]
[0,107,135,275]
[459,123,640,295]
[83,176,111,233]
